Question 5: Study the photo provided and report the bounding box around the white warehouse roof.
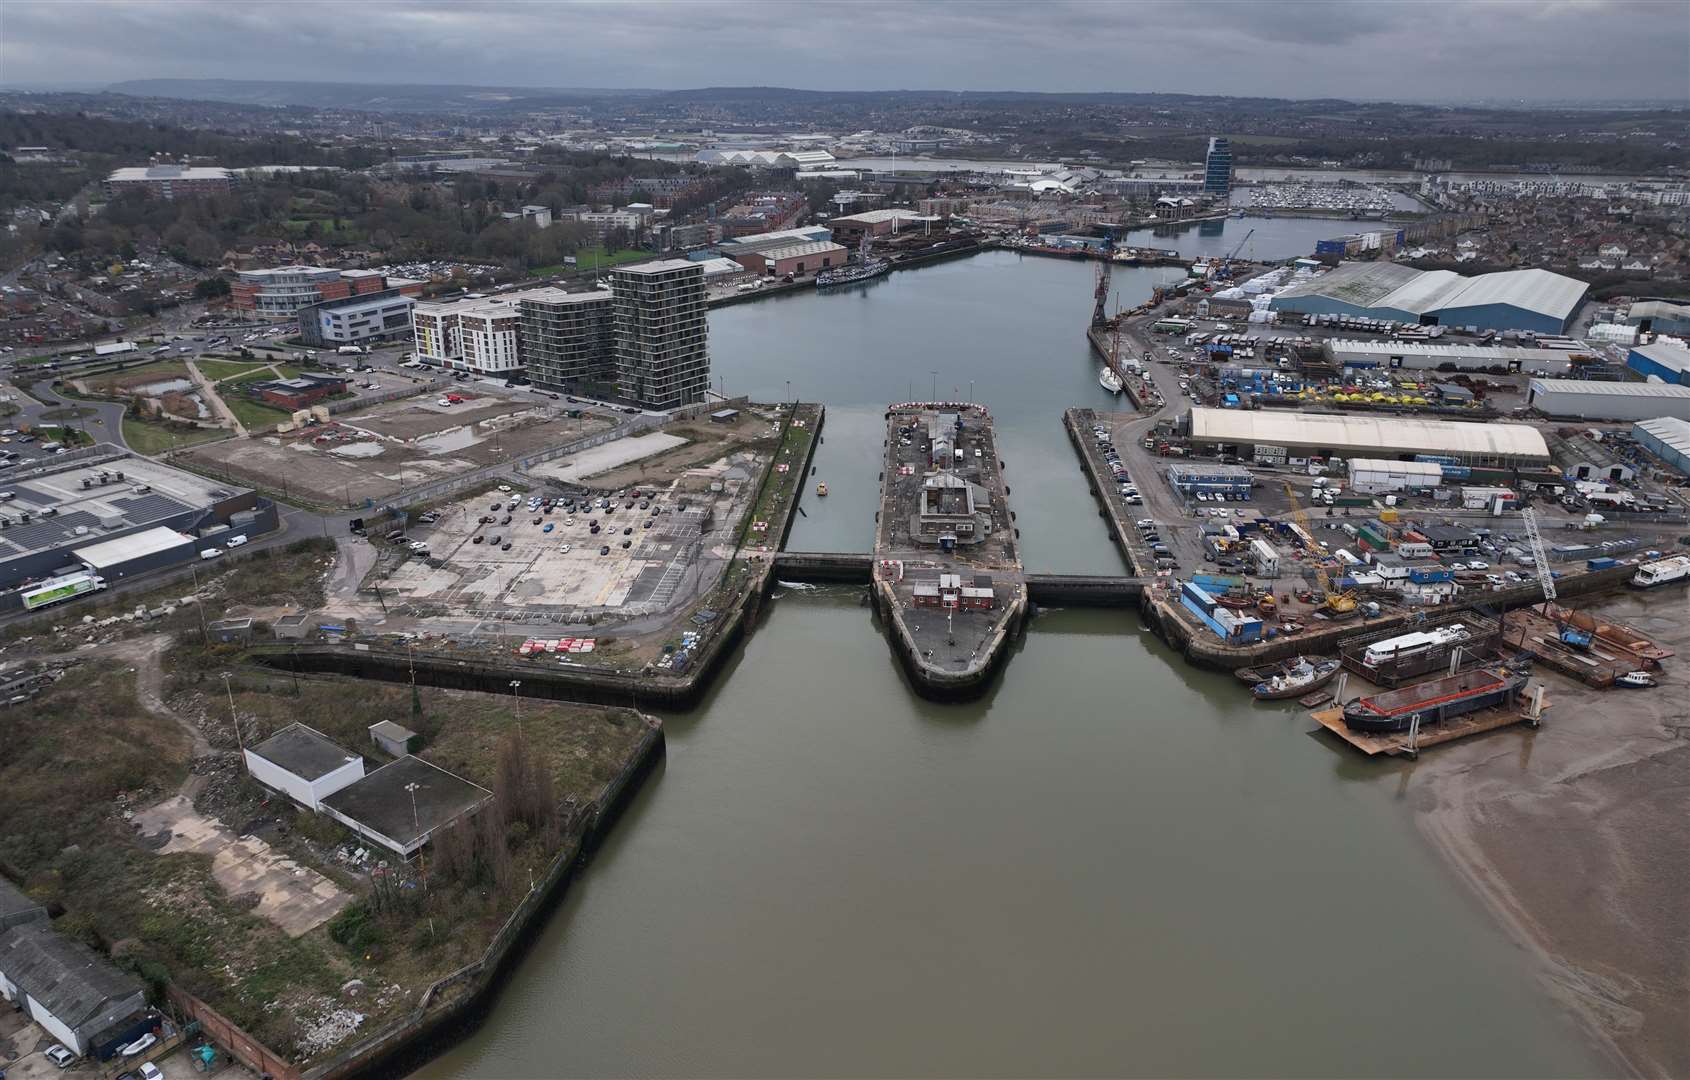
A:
[73,526,194,569]
[1188,407,1550,461]
[1630,341,1690,375]
[1528,379,1690,399]
[1272,263,1587,324]
[1348,458,1443,478]
[1634,416,1690,458]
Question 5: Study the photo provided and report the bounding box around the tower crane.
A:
[1283,480,1357,618]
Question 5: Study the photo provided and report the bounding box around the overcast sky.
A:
[3,0,1686,103]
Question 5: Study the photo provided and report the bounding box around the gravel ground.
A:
[1409,588,1689,1078]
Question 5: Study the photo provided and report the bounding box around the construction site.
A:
[178,390,611,507]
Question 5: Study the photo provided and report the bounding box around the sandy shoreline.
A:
[1398,590,1689,1079]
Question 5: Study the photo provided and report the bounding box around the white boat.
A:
[1630,555,1690,589]
[1098,366,1123,394]
[1616,670,1657,688]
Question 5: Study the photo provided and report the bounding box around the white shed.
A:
[243,723,364,810]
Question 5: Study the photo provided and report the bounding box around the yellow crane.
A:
[1282,480,1357,618]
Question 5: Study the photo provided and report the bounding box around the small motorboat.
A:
[1615,670,1657,688]
[816,482,828,496]
[1252,657,1342,701]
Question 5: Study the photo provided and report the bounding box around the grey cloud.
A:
[0,0,1684,102]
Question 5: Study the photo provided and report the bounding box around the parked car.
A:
[497,485,512,493]
[45,1045,75,1068]
[600,545,610,555]
[501,542,512,551]
[621,539,632,549]
[139,1063,164,1080]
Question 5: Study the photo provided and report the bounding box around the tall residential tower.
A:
[611,260,710,409]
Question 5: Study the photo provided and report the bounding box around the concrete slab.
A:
[132,796,351,937]
[528,431,687,483]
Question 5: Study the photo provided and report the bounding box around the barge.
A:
[872,402,1026,699]
[1342,666,1529,734]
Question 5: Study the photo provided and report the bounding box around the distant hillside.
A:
[105,78,654,112]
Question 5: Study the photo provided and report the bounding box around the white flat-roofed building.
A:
[412,295,522,373]
[74,526,197,578]
[242,723,365,811]
[1527,378,1690,421]
[103,164,234,200]
[301,289,414,347]
[1187,407,1549,465]
[1324,338,1597,376]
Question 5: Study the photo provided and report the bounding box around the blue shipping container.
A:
[1587,557,1618,570]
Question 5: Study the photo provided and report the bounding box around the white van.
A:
[200,548,223,560]
[226,535,248,548]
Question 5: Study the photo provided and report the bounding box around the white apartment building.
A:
[412,297,519,373]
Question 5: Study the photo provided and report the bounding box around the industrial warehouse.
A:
[1268,263,1589,334]
[1183,407,1551,465]
[0,449,272,599]
[1526,379,1690,421]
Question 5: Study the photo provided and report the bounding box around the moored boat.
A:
[1342,667,1528,734]
[1235,656,1304,684]
[1099,366,1124,394]
[1616,670,1657,688]
[816,482,828,496]
[1252,657,1341,701]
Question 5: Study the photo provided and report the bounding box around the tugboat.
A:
[1615,670,1657,688]
[1252,657,1341,701]
[816,482,828,497]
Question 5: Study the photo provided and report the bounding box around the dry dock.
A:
[872,402,1027,699]
[1311,696,1546,758]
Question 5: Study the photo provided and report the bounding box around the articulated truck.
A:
[21,571,108,610]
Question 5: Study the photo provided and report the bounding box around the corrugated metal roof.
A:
[1349,458,1443,477]
[754,240,847,260]
[0,923,143,1029]
[1527,379,1690,398]
[1188,408,1550,459]
[1273,264,1587,322]
[1634,416,1690,456]
[1273,262,1420,307]
[72,525,193,569]
[1436,268,1588,322]
[1630,341,1690,373]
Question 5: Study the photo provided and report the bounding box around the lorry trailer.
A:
[21,571,108,611]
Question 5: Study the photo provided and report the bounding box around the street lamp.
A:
[508,679,522,741]
[220,672,242,749]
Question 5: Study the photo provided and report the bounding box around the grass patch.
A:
[196,358,271,381]
[123,417,225,456]
[534,247,649,276]
[223,395,294,430]
[17,353,62,366]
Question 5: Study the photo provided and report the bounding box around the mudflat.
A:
[1411,589,1689,1078]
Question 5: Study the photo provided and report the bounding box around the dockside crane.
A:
[1283,480,1357,618]
[1092,227,1117,328]
[1218,227,1255,280]
[1520,506,1555,603]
